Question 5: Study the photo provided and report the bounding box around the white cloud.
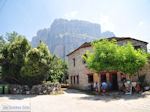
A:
[64,11,78,19]
[138,21,144,27]
[99,15,115,32]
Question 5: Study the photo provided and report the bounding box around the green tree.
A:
[21,42,52,86]
[84,39,148,77]
[1,34,31,83]
[147,53,150,59]
[48,55,67,83]
[118,43,148,75]
[0,35,5,52]
[5,32,19,42]
[0,36,5,77]
[0,35,5,63]
[1,32,68,86]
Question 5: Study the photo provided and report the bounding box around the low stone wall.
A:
[139,61,150,84]
[9,83,61,95]
[9,85,30,94]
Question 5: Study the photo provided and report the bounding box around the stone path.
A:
[0,89,150,112]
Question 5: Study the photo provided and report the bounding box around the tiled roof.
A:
[108,37,148,44]
[67,37,148,56]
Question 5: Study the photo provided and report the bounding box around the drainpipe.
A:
[98,72,101,93]
[137,70,140,81]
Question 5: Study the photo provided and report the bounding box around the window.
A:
[101,74,106,82]
[73,76,76,84]
[82,54,87,64]
[73,58,75,67]
[134,45,141,50]
[70,76,73,84]
[88,74,93,83]
[77,75,79,84]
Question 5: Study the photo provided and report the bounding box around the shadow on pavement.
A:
[64,88,86,94]
[65,88,150,102]
[79,93,147,102]
[0,95,37,100]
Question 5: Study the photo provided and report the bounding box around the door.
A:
[101,73,106,82]
[111,74,118,90]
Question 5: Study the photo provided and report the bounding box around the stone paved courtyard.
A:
[0,89,150,112]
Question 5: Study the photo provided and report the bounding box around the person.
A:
[120,83,126,93]
[124,80,132,95]
[94,82,98,92]
[135,83,141,93]
[121,73,126,83]
[90,83,93,91]
[101,82,108,93]
[108,82,112,91]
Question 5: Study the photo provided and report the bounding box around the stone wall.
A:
[67,38,148,90]
[138,61,150,84]
[8,83,61,95]
[68,46,93,90]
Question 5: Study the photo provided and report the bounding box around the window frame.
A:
[77,75,79,84]
[88,74,93,83]
[73,58,75,67]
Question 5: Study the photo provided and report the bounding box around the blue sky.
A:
[0,0,150,49]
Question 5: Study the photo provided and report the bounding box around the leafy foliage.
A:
[84,39,148,76]
[21,47,51,86]
[48,55,68,83]
[5,32,19,42]
[0,32,68,86]
[1,34,31,83]
[118,43,147,75]
[0,36,5,77]
[147,53,150,59]
[0,35,5,52]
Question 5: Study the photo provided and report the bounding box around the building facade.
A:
[67,37,149,91]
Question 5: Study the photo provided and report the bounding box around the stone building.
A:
[67,37,149,91]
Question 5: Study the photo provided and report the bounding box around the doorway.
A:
[101,73,106,82]
[111,73,118,90]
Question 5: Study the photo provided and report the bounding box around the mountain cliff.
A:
[31,19,115,59]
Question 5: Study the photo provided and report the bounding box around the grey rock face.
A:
[101,31,115,38]
[32,28,50,47]
[31,19,115,59]
[50,19,101,37]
